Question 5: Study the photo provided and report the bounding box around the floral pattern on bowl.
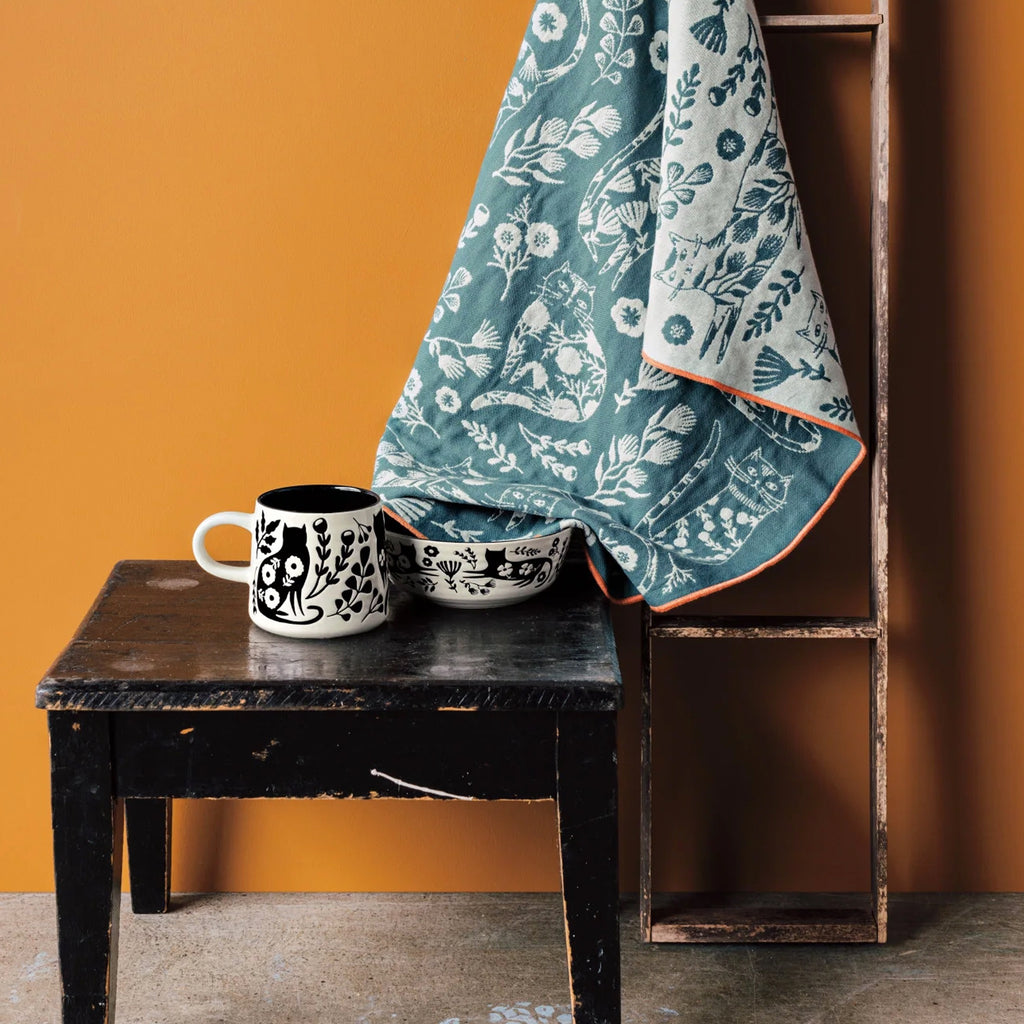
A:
[385,525,573,608]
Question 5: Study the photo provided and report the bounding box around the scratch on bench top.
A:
[370,769,473,801]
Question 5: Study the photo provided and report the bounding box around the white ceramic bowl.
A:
[385,524,573,609]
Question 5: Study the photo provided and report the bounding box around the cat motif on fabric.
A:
[471,261,607,423]
[669,448,792,564]
[371,0,865,610]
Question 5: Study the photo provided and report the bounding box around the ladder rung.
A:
[648,615,879,639]
[760,14,883,33]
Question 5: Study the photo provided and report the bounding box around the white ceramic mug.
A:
[192,484,389,638]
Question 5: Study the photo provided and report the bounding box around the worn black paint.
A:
[36,560,621,712]
[41,559,623,1024]
[114,711,557,801]
[125,799,171,914]
[49,712,123,1024]
[557,713,620,1024]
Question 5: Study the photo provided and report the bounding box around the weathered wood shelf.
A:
[641,2,890,946]
[760,14,883,33]
[647,615,879,640]
[650,894,877,944]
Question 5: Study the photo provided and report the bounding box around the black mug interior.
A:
[257,485,380,514]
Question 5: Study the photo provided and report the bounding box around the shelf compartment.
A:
[650,893,879,944]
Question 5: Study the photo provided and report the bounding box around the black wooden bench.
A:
[36,558,623,1024]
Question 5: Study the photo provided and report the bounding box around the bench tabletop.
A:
[36,559,622,712]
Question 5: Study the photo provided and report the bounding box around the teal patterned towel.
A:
[373,0,864,610]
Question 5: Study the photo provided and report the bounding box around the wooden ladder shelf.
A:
[640,2,890,945]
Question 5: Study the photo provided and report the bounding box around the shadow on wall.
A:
[887,0,971,890]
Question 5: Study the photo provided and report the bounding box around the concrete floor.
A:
[2,893,1023,1023]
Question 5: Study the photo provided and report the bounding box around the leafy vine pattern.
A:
[743,267,804,341]
[592,0,644,86]
[519,423,592,482]
[820,395,855,423]
[305,519,356,600]
[462,419,523,474]
[658,161,714,221]
[709,15,767,116]
[329,541,382,623]
[664,64,701,146]
[392,371,440,439]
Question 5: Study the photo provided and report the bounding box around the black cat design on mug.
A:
[193,484,389,639]
[255,525,323,624]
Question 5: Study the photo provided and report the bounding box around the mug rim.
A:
[257,484,382,515]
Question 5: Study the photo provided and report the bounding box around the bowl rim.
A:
[384,520,574,549]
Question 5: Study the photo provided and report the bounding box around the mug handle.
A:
[192,511,253,584]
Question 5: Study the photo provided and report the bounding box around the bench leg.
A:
[556,712,620,1024]
[49,712,123,1024]
[126,798,172,913]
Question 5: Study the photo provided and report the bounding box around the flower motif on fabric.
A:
[690,0,736,57]
[435,386,462,414]
[488,197,561,301]
[610,296,647,337]
[752,346,829,393]
[716,128,746,162]
[520,298,552,332]
[588,403,696,507]
[555,346,583,375]
[427,320,502,381]
[533,3,568,43]
[662,314,695,346]
[526,222,560,257]
[494,102,621,187]
[392,368,439,438]
[611,543,639,571]
[614,360,679,413]
[457,203,490,250]
[649,30,669,73]
[404,368,423,399]
[433,267,472,323]
[494,222,523,254]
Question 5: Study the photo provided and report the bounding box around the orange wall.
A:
[2,0,1022,894]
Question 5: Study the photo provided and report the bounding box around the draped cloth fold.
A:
[372,0,864,610]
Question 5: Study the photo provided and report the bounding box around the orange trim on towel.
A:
[583,356,867,609]
[583,550,645,605]
[382,508,428,539]
[641,353,864,445]
[585,440,866,611]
